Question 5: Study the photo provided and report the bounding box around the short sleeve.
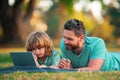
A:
[51,50,60,66]
[90,38,106,60]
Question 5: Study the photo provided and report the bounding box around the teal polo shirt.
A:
[38,50,60,66]
[60,37,120,71]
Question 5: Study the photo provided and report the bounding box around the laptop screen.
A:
[10,52,37,67]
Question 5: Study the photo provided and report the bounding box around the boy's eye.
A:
[38,48,40,49]
[32,48,35,50]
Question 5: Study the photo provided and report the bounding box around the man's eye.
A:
[64,37,73,41]
[68,38,73,41]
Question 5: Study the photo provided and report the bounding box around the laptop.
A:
[10,52,37,67]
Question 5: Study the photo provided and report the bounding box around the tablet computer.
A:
[10,52,37,67]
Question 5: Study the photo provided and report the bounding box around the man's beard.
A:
[65,41,79,51]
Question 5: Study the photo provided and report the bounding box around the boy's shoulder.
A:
[52,49,60,55]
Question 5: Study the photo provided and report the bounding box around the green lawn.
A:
[0,54,13,69]
[0,71,120,80]
[0,48,120,80]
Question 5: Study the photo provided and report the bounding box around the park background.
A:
[0,0,120,80]
[0,0,120,52]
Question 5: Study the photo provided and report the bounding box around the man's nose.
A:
[64,38,69,44]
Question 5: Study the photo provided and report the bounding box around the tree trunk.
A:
[0,0,18,43]
[0,0,35,45]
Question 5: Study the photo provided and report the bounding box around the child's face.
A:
[32,47,45,58]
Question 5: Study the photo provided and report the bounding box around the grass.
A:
[0,48,120,80]
[0,70,120,80]
[0,48,26,54]
[0,54,13,69]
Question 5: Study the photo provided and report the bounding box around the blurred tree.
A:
[0,0,35,44]
[58,0,79,38]
[91,18,114,42]
[45,2,59,38]
[104,1,120,46]
[44,0,79,47]
[107,3,120,38]
[45,0,79,38]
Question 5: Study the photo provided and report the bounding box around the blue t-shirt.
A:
[60,37,120,71]
[38,49,60,66]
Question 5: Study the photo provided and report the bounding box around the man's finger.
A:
[58,59,68,68]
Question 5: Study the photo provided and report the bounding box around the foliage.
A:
[107,5,120,38]
[45,4,59,38]
[91,18,115,42]
[59,0,79,12]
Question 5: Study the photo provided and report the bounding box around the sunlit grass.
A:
[0,63,13,69]
[0,48,61,54]
[0,71,120,80]
[0,48,26,54]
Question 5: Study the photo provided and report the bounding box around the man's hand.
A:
[58,58,72,69]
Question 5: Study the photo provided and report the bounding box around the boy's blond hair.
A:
[25,31,53,56]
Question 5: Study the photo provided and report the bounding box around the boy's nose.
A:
[34,49,40,54]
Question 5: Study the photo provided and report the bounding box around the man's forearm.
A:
[76,67,100,71]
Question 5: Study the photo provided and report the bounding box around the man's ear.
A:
[78,34,84,41]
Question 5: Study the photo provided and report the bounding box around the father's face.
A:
[63,30,80,51]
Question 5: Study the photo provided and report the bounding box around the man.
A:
[58,19,120,71]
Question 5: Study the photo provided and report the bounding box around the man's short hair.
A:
[64,19,85,36]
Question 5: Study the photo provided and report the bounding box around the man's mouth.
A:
[66,44,70,47]
[65,45,71,50]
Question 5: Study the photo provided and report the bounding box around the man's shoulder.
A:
[85,36,104,45]
[85,36,103,40]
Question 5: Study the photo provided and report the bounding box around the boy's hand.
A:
[32,53,40,67]
[32,54,38,60]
